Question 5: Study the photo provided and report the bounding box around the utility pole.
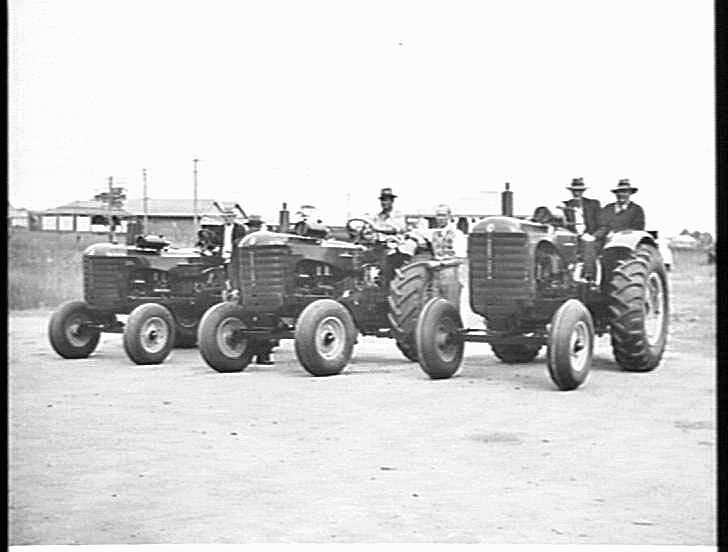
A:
[107,176,114,242]
[142,168,149,234]
[94,177,126,244]
[193,158,199,227]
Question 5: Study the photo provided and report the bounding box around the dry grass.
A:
[7,229,107,310]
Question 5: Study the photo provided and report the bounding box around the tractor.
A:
[414,184,669,390]
[48,203,248,365]
[197,205,462,376]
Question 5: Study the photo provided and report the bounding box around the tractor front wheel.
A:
[197,302,255,373]
[48,300,103,359]
[123,303,176,365]
[547,299,594,391]
[414,297,464,380]
[294,299,357,376]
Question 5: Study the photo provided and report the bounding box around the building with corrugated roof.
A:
[37,198,241,245]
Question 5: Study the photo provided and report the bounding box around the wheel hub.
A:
[569,321,590,373]
[65,317,91,347]
[217,317,247,358]
[140,316,168,353]
[317,317,345,360]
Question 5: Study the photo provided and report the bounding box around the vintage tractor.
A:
[48,203,247,365]
[197,206,462,376]
[414,184,669,390]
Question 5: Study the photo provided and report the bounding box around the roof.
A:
[124,198,241,217]
[8,202,28,217]
[41,200,130,216]
[41,198,242,218]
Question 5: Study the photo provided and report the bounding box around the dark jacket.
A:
[562,197,601,234]
[594,201,645,240]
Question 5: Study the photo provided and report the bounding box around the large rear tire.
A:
[415,297,464,380]
[490,343,542,364]
[48,300,102,359]
[294,299,357,376]
[607,244,669,372]
[388,262,431,362]
[197,302,255,373]
[547,299,594,391]
[123,303,176,365]
[395,339,419,362]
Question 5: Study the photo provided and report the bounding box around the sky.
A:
[9,0,714,236]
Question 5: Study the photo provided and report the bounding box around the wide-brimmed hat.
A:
[566,177,587,191]
[611,179,638,194]
[379,187,397,200]
[246,214,263,225]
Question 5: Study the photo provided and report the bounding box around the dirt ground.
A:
[7,261,716,545]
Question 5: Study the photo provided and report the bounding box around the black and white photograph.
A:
[8,0,716,549]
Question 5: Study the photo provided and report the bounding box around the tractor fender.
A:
[602,230,656,252]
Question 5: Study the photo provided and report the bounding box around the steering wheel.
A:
[346,218,376,243]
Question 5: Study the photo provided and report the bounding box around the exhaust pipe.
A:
[278,202,290,233]
[501,182,513,217]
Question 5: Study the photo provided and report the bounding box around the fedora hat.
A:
[611,179,638,194]
[379,187,397,199]
[566,177,587,191]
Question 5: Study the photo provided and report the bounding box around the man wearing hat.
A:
[594,179,645,240]
[371,187,407,236]
[367,188,414,283]
[562,178,601,235]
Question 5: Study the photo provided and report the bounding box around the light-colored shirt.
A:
[428,222,466,259]
[222,223,234,261]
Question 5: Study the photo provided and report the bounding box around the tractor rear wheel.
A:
[395,339,419,362]
[547,299,594,391]
[388,262,431,361]
[48,300,102,359]
[123,303,176,365]
[415,297,464,379]
[607,244,669,372]
[490,343,542,363]
[295,299,357,376]
[198,302,255,373]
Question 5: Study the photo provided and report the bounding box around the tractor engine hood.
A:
[239,230,364,252]
[470,216,550,235]
[83,242,202,258]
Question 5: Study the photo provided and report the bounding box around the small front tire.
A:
[294,299,357,376]
[547,299,594,391]
[48,300,102,359]
[415,297,464,380]
[123,303,176,365]
[197,302,255,373]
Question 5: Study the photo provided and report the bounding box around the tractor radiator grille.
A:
[238,246,290,311]
[83,256,129,309]
[468,232,532,319]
